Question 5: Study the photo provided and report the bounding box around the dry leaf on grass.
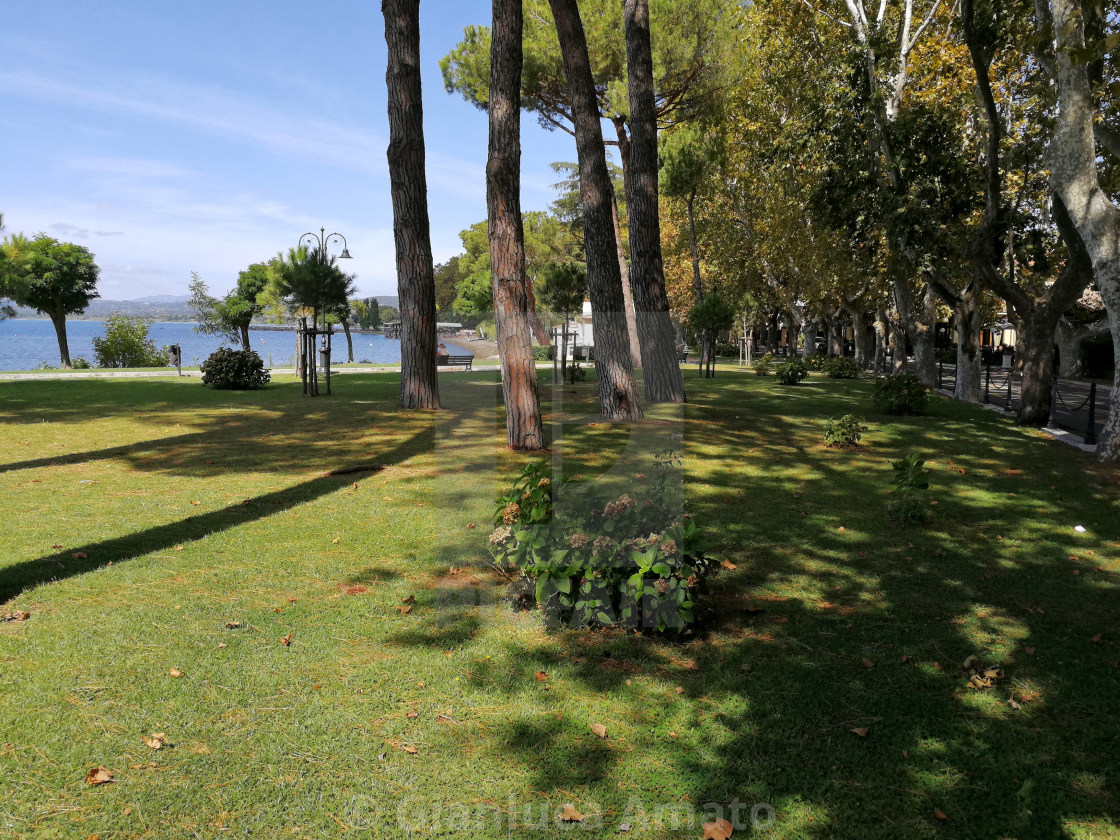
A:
[72,552,88,559]
[173,545,184,552]
[331,538,340,544]
[862,658,875,669]
[288,597,298,603]
[401,745,418,755]
[702,817,734,839]
[590,723,608,739]
[559,804,584,823]
[2,611,31,622]
[280,633,292,646]
[169,668,183,678]
[435,713,457,724]
[535,671,549,682]
[1091,634,1104,644]
[851,727,869,737]
[190,500,201,506]
[52,543,62,549]
[217,643,227,649]
[406,709,419,719]
[86,767,114,785]
[933,808,948,822]
[401,595,415,604]
[466,523,476,530]
[396,605,413,615]
[721,559,737,570]
[142,733,168,750]
[224,622,241,630]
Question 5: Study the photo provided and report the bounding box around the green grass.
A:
[1,368,1119,839]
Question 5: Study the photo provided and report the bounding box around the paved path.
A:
[0,362,510,382]
[932,363,1111,444]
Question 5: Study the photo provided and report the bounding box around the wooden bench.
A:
[437,354,474,370]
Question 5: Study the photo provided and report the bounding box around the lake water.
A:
[0,319,436,370]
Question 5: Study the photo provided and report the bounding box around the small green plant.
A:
[531,344,555,361]
[92,315,169,368]
[775,358,809,385]
[753,354,776,376]
[200,348,270,390]
[887,453,930,523]
[824,415,867,447]
[872,373,929,414]
[804,354,826,371]
[565,361,586,383]
[823,356,861,379]
[488,455,719,633]
[71,356,92,369]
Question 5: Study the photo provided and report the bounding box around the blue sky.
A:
[0,0,578,300]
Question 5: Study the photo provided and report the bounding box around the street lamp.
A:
[298,227,352,260]
[293,227,352,397]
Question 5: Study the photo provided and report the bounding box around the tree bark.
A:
[622,0,685,404]
[872,309,887,373]
[240,324,251,351]
[1038,0,1120,459]
[341,318,354,363]
[846,306,870,368]
[953,290,984,403]
[383,0,440,410]
[800,320,817,359]
[49,311,71,368]
[888,304,905,373]
[487,0,545,451]
[609,192,642,369]
[893,278,937,384]
[549,0,642,420]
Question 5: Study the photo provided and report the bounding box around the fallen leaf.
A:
[224,621,241,630]
[466,523,476,530]
[774,616,789,624]
[190,500,201,506]
[535,671,549,681]
[401,595,415,604]
[1091,634,1103,644]
[590,723,608,739]
[86,767,114,786]
[702,817,734,840]
[217,643,227,649]
[2,611,31,622]
[933,808,948,822]
[142,733,168,750]
[1023,646,1036,654]
[862,658,875,669]
[674,686,685,695]
[559,804,584,823]
[406,709,419,719]
[435,713,457,724]
[668,731,679,739]
[401,745,418,755]
[721,559,737,570]
[72,552,88,559]
[331,537,340,544]
[288,597,298,603]
[173,545,184,552]
[396,605,412,615]
[851,727,869,737]
[280,633,292,646]
[169,668,183,678]
[52,544,63,549]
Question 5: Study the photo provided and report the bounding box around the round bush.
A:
[531,344,556,361]
[201,348,270,390]
[804,354,826,371]
[823,356,861,379]
[775,358,809,385]
[872,373,929,414]
[753,354,776,376]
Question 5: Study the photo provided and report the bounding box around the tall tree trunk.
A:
[549,0,642,420]
[800,321,816,359]
[383,0,440,410]
[873,309,888,373]
[609,192,642,369]
[888,304,905,373]
[1018,311,1061,425]
[623,0,685,404]
[1055,316,1109,377]
[487,0,544,451]
[341,318,354,363]
[240,324,251,351]
[953,289,984,403]
[1038,0,1120,459]
[894,279,937,385]
[49,311,71,368]
[686,194,703,306]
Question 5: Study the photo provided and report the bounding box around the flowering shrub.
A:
[488,455,719,632]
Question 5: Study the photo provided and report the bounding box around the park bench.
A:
[437,354,474,370]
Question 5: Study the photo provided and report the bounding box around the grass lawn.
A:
[1,368,1118,839]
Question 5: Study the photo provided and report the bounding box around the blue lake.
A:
[0,319,425,371]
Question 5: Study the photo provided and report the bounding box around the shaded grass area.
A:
[1,368,1118,839]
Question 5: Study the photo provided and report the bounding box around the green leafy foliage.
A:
[531,344,555,361]
[872,373,930,415]
[824,414,867,448]
[822,356,861,379]
[887,453,930,524]
[805,354,826,371]
[753,354,776,376]
[70,356,91,369]
[775,358,809,385]
[91,315,169,368]
[200,348,270,390]
[489,456,719,633]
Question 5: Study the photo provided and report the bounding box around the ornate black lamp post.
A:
[294,227,352,396]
